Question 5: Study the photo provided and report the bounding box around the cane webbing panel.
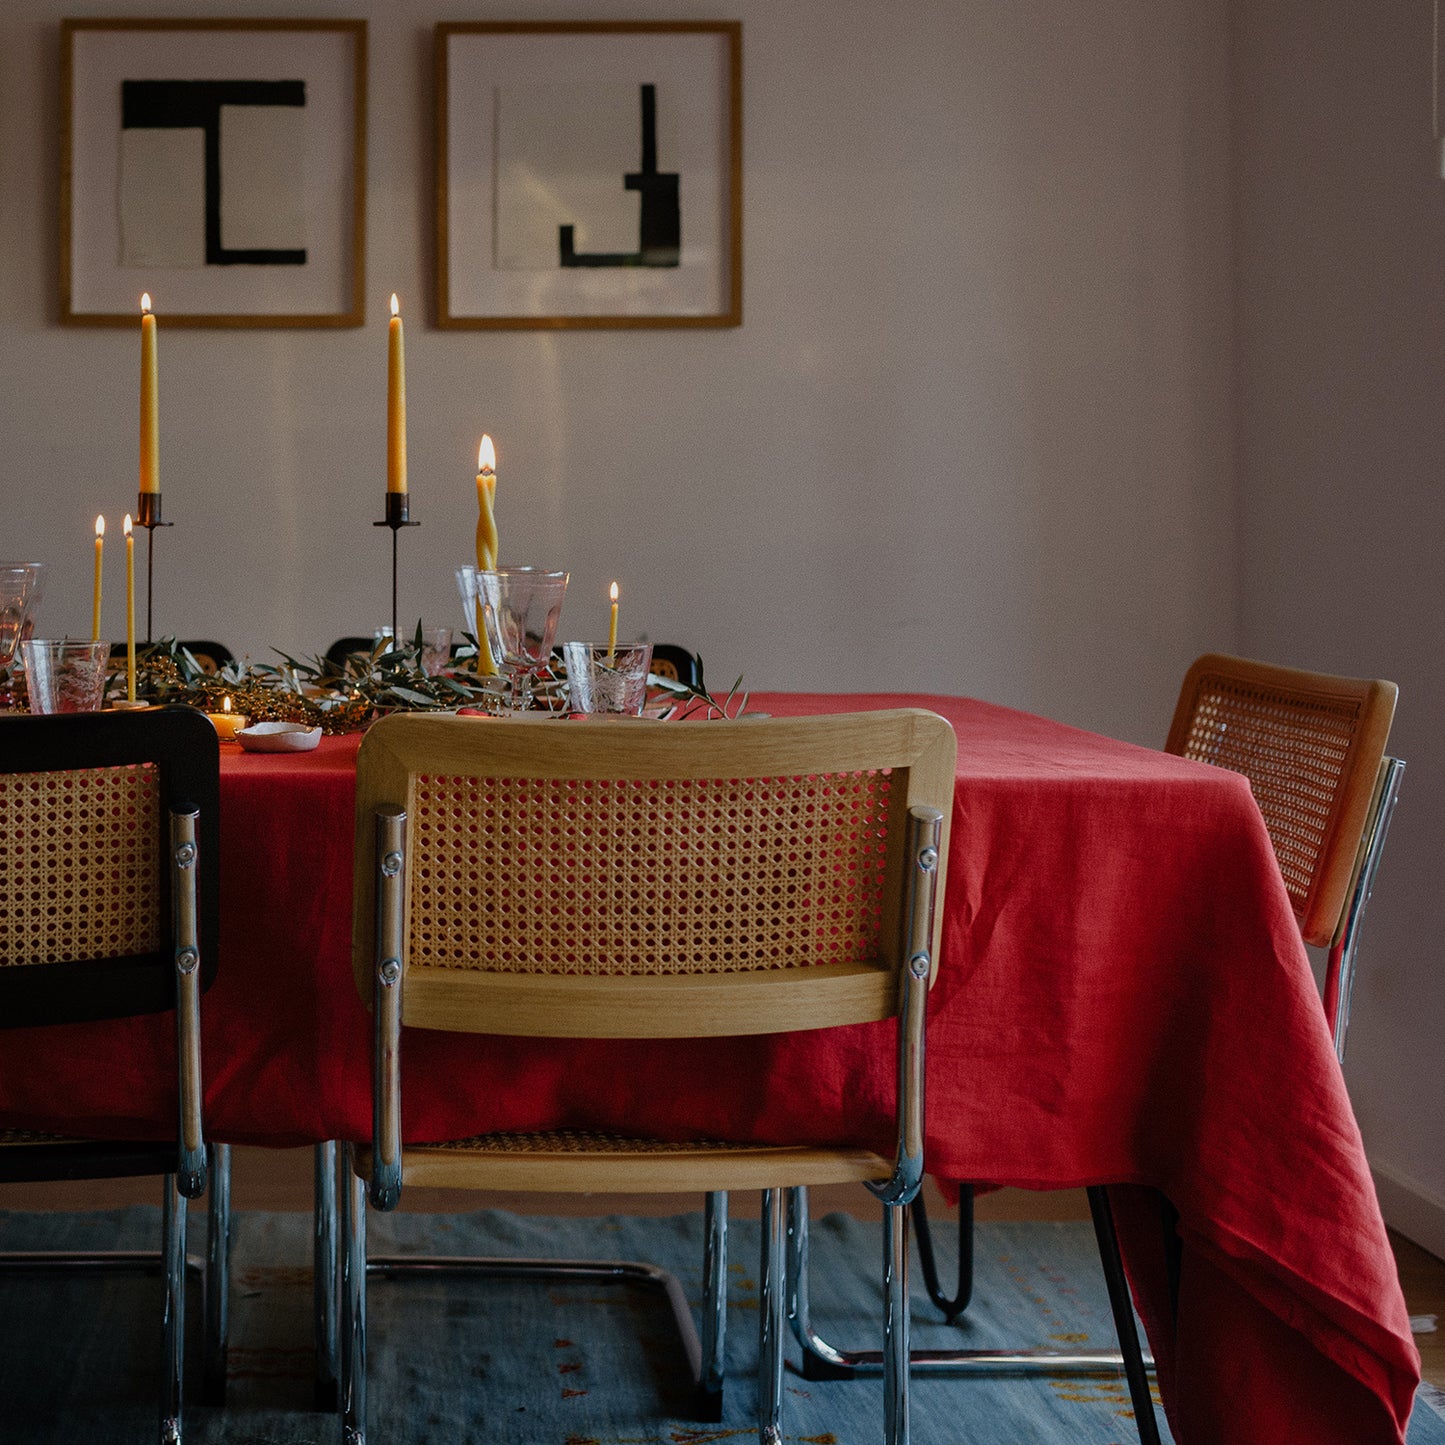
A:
[407,769,893,975]
[1176,675,1359,907]
[0,763,162,968]
[414,1129,732,1154]
[0,1128,81,1146]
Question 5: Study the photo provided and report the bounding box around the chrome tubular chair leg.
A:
[340,1148,368,1445]
[1328,756,1404,1063]
[698,1190,727,1421]
[789,1197,1153,1377]
[314,1140,340,1411]
[883,1201,910,1445]
[1088,1186,1161,1445]
[201,1143,231,1405]
[759,1187,787,1445]
[788,1186,856,1380]
[160,1174,187,1445]
[911,1185,974,1321]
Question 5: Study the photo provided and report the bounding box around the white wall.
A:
[0,0,1234,743]
[1234,1,1445,1251]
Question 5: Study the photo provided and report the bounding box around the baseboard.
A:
[1372,1159,1445,1262]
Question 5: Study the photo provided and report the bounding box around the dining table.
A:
[0,690,1420,1444]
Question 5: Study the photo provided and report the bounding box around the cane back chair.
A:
[0,707,226,1442]
[862,651,1403,1438]
[1164,652,1402,1056]
[340,709,955,1445]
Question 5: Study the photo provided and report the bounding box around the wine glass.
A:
[474,567,569,711]
[0,563,46,711]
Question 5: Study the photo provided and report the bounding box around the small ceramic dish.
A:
[237,721,323,753]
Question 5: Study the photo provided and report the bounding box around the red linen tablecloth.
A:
[0,693,1418,1443]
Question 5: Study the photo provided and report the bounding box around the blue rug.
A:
[0,1206,1440,1443]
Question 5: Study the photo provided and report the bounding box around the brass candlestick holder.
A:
[135,491,173,644]
[374,492,420,645]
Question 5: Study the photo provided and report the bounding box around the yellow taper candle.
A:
[387,294,407,494]
[140,295,159,494]
[607,581,619,661]
[123,514,136,703]
[473,435,499,675]
[91,515,104,641]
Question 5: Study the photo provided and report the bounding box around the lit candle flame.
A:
[95,515,105,538]
[610,581,619,604]
[390,293,400,318]
[141,292,151,315]
[123,513,133,538]
[478,434,496,473]
[222,696,233,715]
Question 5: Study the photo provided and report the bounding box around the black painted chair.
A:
[0,707,230,1437]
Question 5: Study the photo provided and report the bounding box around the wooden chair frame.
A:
[336,710,955,1445]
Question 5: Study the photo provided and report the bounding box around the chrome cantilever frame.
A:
[163,809,204,1445]
[785,803,1163,1445]
[770,804,941,1445]
[171,810,208,1202]
[337,807,728,1445]
[1328,756,1404,1063]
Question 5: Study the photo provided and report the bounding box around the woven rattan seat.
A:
[414,1130,734,1153]
[335,710,955,1445]
[0,1128,79,1146]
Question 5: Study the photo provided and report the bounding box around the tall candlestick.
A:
[473,435,499,675]
[123,514,136,703]
[387,294,407,495]
[91,515,104,641]
[140,295,159,494]
[608,581,619,661]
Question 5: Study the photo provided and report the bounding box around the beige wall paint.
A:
[0,0,1234,744]
[1234,1,1445,1242]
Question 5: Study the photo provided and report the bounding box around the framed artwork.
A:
[436,20,742,330]
[60,18,367,328]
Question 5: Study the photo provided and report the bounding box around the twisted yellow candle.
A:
[124,514,136,703]
[140,295,158,494]
[473,435,499,675]
[607,581,619,662]
[91,515,104,642]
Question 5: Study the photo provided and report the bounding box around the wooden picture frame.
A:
[60,18,367,328]
[436,20,742,330]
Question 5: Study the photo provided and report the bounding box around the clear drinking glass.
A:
[455,566,480,641]
[1,564,48,711]
[474,567,569,711]
[563,642,654,716]
[373,625,453,676]
[21,639,110,714]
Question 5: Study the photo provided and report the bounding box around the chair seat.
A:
[0,1129,183,1183]
[356,1129,894,1194]
[0,1128,78,1145]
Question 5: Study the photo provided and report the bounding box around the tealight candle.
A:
[207,695,248,742]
